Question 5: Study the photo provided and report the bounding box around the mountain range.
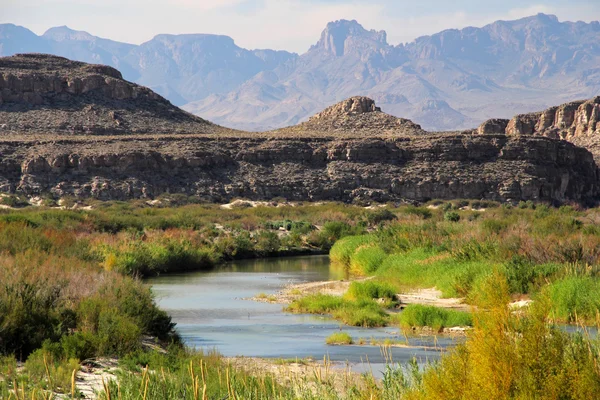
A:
[2,13,600,131]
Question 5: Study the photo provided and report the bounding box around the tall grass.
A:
[286,294,389,327]
[408,274,600,400]
[395,305,473,331]
[329,235,376,268]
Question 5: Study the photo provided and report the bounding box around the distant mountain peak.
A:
[43,26,96,42]
[313,19,388,56]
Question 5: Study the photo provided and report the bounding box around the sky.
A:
[3,0,600,53]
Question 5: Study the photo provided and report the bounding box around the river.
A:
[148,255,461,376]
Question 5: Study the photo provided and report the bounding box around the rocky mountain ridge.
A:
[0,54,598,205]
[477,96,600,161]
[2,14,600,131]
[0,54,226,135]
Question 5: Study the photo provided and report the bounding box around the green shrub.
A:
[321,221,364,242]
[366,208,398,224]
[545,277,600,322]
[349,245,387,274]
[444,211,460,222]
[25,348,81,394]
[402,206,433,219]
[332,300,389,327]
[60,332,98,360]
[286,294,389,327]
[254,230,280,255]
[325,332,353,345]
[345,281,397,302]
[481,219,509,234]
[97,311,142,355]
[286,294,344,315]
[397,305,472,331]
[0,195,29,208]
[329,235,375,268]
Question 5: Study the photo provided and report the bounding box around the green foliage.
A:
[345,281,397,302]
[410,278,600,400]
[401,206,433,220]
[286,294,389,327]
[444,211,460,222]
[349,245,387,274]
[396,305,472,331]
[365,208,398,224]
[254,230,281,255]
[0,194,29,208]
[325,332,353,345]
[329,235,376,268]
[481,218,509,234]
[545,277,600,322]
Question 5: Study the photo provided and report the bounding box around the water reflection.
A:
[148,256,455,376]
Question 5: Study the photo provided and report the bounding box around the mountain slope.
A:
[0,53,226,135]
[2,14,600,131]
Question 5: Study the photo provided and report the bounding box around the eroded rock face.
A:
[0,55,598,205]
[0,54,226,135]
[478,119,509,135]
[310,96,381,120]
[478,96,600,161]
[286,96,423,135]
[0,134,595,205]
[479,98,600,139]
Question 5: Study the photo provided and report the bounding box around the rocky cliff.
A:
[0,54,230,135]
[477,96,600,163]
[0,54,598,205]
[4,133,596,204]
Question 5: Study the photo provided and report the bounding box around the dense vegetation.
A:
[2,198,600,399]
[324,200,600,324]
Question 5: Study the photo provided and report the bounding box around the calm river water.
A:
[148,255,461,376]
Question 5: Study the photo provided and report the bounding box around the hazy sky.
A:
[3,0,600,53]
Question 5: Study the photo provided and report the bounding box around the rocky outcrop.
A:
[309,96,381,119]
[280,96,424,135]
[478,97,600,161]
[0,54,599,205]
[0,54,229,135]
[479,97,600,139]
[478,119,509,135]
[0,133,596,204]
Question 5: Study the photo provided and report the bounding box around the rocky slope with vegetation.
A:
[0,53,599,205]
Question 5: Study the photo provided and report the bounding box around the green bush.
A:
[325,332,353,345]
[349,245,387,274]
[402,206,433,220]
[396,304,472,331]
[345,281,397,302]
[285,294,344,315]
[366,208,398,224]
[0,195,29,208]
[481,219,509,234]
[329,235,375,268]
[286,294,389,327]
[332,300,389,327]
[444,211,460,222]
[254,230,281,255]
[545,277,600,322]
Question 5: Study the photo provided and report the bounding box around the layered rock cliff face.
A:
[3,134,597,204]
[478,96,600,163]
[0,54,599,205]
[478,97,600,139]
